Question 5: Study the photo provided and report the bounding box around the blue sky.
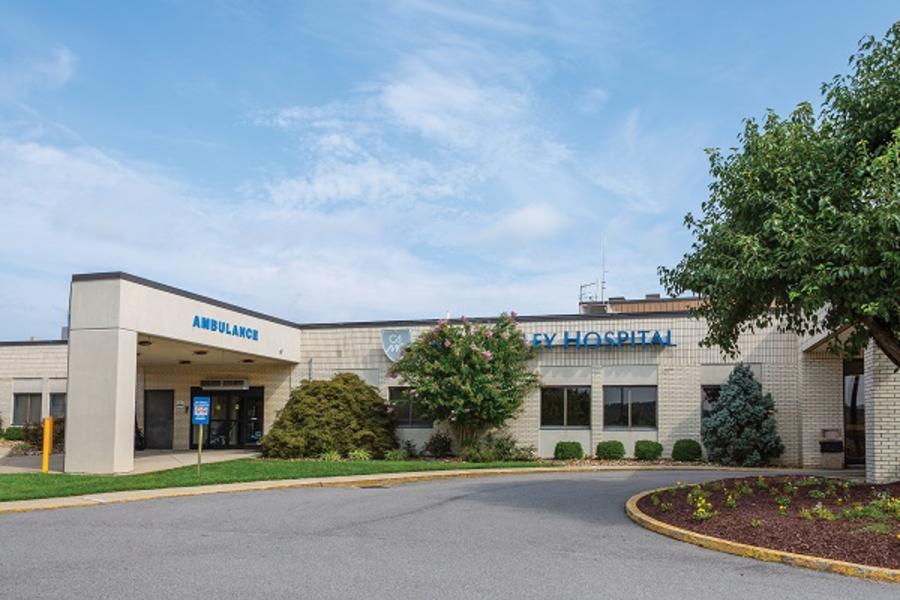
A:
[0,1,896,340]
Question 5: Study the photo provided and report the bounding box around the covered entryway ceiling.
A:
[136,334,290,367]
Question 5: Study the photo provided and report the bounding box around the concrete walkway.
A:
[0,448,258,474]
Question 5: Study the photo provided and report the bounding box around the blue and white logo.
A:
[381,329,411,362]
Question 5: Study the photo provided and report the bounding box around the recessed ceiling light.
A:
[179,360,191,365]
[242,359,255,364]
[138,340,152,346]
[193,350,208,356]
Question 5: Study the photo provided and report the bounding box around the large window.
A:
[50,393,67,419]
[701,385,721,420]
[12,393,42,426]
[389,387,432,428]
[603,386,657,429]
[540,386,591,428]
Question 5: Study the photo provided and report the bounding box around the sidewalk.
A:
[0,449,259,474]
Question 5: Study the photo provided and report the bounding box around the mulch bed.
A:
[637,476,900,569]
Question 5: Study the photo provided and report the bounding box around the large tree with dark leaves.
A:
[660,23,900,367]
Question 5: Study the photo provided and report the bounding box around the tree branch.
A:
[862,316,900,369]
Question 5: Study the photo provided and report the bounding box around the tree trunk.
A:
[862,316,900,369]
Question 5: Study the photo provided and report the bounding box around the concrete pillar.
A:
[864,343,900,483]
[64,328,137,473]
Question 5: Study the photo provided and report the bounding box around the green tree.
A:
[659,23,900,367]
[702,364,783,467]
[261,373,396,458]
[390,314,539,448]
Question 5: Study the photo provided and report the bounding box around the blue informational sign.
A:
[192,396,211,426]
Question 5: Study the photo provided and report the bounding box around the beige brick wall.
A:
[298,316,836,465]
[0,343,68,428]
[865,343,900,483]
[799,352,844,468]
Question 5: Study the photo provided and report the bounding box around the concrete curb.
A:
[0,464,843,516]
[625,487,900,585]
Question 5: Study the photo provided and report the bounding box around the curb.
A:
[625,487,900,585]
[0,464,844,516]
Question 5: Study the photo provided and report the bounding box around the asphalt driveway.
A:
[0,470,894,599]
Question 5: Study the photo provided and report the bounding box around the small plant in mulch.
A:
[636,475,900,570]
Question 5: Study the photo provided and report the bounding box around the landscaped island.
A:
[636,476,900,569]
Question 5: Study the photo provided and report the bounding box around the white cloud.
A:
[0,47,76,99]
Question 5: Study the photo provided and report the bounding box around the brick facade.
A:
[865,342,900,483]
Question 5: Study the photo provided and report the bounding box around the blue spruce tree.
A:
[701,363,784,466]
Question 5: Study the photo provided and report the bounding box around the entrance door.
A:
[190,387,264,449]
[144,390,174,450]
[843,359,865,465]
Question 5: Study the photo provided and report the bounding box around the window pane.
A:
[50,393,67,419]
[13,394,28,425]
[603,387,627,428]
[566,387,591,427]
[630,387,657,428]
[408,402,432,428]
[389,386,413,427]
[540,388,565,427]
[701,385,720,420]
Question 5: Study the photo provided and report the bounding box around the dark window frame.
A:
[12,392,42,426]
[389,386,432,429]
[540,386,592,429]
[49,392,67,419]
[602,385,657,430]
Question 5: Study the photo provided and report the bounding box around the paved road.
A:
[0,470,894,599]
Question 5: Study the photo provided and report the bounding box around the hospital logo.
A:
[381,329,411,362]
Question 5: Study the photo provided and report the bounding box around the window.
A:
[603,386,657,429]
[540,387,591,428]
[389,387,432,428]
[12,393,42,426]
[701,385,721,420]
[50,393,67,419]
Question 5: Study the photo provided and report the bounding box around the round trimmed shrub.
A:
[595,440,626,460]
[553,441,584,460]
[262,373,397,459]
[672,439,702,462]
[634,440,663,461]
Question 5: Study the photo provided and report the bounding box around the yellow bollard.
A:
[41,416,53,473]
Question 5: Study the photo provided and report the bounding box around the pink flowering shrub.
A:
[390,313,540,448]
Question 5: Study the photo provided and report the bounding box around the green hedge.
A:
[634,440,663,461]
[553,441,584,460]
[672,439,702,462]
[595,440,626,460]
[2,427,24,441]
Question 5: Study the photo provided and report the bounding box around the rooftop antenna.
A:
[599,237,608,302]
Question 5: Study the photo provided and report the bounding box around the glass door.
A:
[843,360,865,465]
[191,387,264,449]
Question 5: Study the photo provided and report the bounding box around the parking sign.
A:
[192,396,211,425]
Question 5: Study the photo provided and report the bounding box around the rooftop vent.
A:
[645,293,661,300]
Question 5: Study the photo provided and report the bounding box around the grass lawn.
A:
[0,459,555,503]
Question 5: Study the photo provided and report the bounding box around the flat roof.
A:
[70,271,693,332]
[0,340,68,347]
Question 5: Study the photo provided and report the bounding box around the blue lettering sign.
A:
[192,396,211,425]
[192,315,259,342]
[530,329,675,350]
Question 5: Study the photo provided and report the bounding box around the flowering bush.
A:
[391,313,539,448]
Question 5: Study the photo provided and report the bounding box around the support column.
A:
[864,343,900,483]
[64,328,137,473]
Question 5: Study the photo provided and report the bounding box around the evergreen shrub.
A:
[634,440,663,460]
[262,373,396,459]
[553,441,584,460]
[701,363,784,466]
[595,440,626,460]
[672,439,702,462]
